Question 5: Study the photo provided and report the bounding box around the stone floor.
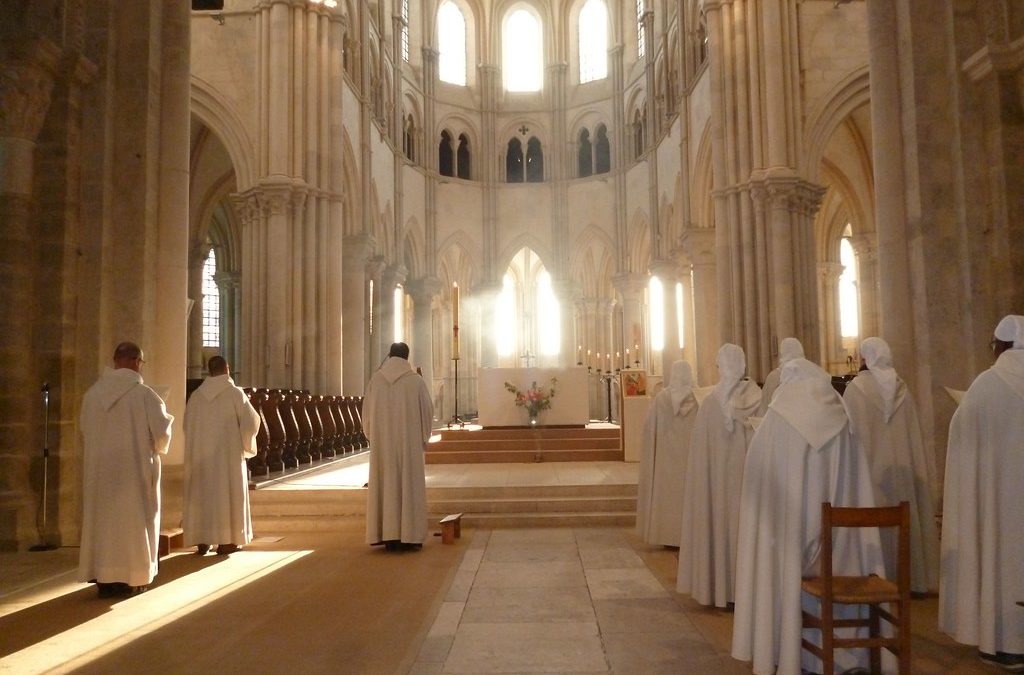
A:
[0,460,997,674]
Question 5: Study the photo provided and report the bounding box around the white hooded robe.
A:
[182,374,261,547]
[731,359,882,675]
[843,339,939,594]
[678,344,761,607]
[939,333,1024,655]
[364,356,434,545]
[636,361,698,547]
[757,337,805,417]
[79,367,173,587]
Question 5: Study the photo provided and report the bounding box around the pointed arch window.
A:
[403,114,416,161]
[438,1,466,85]
[457,133,471,179]
[202,248,220,348]
[578,0,608,83]
[439,130,454,176]
[494,248,561,362]
[595,124,610,173]
[526,137,544,182]
[633,108,645,159]
[577,128,593,178]
[506,137,524,183]
[839,233,860,338]
[504,8,542,92]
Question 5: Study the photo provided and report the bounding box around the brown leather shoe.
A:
[216,544,240,555]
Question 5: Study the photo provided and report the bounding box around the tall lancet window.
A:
[636,0,646,58]
[506,137,524,182]
[394,284,405,343]
[578,128,593,177]
[503,8,542,92]
[202,248,220,348]
[401,0,410,61]
[578,0,608,83]
[494,248,561,363]
[649,275,664,352]
[438,1,466,85]
[839,230,860,338]
[526,137,544,182]
[675,282,686,349]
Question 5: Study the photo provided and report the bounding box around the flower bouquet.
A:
[503,378,558,426]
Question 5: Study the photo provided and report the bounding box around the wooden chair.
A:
[801,501,911,675]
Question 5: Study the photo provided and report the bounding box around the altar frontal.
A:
[478,367,589,427]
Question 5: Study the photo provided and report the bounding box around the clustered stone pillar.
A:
[680,227,718,385]
[407,277,441,406]
[341,233,372,394]
[0,37,59,550]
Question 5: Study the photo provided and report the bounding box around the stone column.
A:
[650,259,682,378]
[214,270,242,379]
[474,280,502,368]
[551,278,580,368]
[817,261,845,374]
[365,256,386,377]
[680,227,718,385]
[614,273,648,370]
[342,233,372,394]
[0,37,59,550]
[187,249,208,379]
[407,277,442,404]
[849,232,879,341]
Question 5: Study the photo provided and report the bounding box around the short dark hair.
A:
[113,341,142,361]
[208,355,228,375]
[388,342,410,359]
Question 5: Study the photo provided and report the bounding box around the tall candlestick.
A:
[452,282,460,359]
[586,349,591,367]
[577,344,582,363]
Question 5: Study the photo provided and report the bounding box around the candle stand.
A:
[447,357,465,428]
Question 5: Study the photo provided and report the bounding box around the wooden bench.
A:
[159,527,184,557]
[439,513,463,545]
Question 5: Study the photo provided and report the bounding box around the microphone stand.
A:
[30,383,58,551]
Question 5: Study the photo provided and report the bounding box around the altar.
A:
[477,367,590,427]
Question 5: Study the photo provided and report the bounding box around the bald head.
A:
[113,342,144,372]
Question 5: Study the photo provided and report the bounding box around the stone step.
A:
[423,436,614,450]
[435,427,620,441]
[249,483,637,532]
[425,448,624,464]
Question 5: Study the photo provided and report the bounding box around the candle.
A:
[452,283,460,360]
[577,344,582,363]
[587,349,591,367]
[606,354,611,371]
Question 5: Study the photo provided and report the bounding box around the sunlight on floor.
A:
[0,549,311,674]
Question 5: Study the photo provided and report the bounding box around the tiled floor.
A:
[409,526,749,675]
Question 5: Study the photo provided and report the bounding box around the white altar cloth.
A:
[477,367,589,426]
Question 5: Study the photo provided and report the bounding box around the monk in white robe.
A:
[79,342,173,596]
[940,315,1024,669]
[183,356,262,555]
[636,361,698,547]
[757,337,804,416]
[678,344,761,607]
[844,337,939,593]
[364,342,433,550]
[732,359,882,675]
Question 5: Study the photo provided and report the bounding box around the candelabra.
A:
[599,369,619,423]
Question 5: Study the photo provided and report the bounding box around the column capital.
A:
[365,255,387,278]
[612,273,649,299]
[849,232,878,262]
[0,37,61,141]
[406,276,444,301]
[383,263,408,287]
[748,168,826,213]
[649,258,682,282]
[343,232,376,264]
[818,261,845,285]
[679,227,716,267]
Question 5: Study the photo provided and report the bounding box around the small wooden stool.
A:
[439,513,463,544]
[159,527,184,556]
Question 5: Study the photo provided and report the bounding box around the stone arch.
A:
[190,75,256,189]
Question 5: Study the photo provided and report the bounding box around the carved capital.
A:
[343,232,376,265]
[818,261,844,285]
[405,276,444,303]
[612,272,649,300]
[848,232,877,263]
[0,38,61,141]
[679,227,716,267]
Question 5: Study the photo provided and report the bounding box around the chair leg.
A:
[898,600,911,674]
[822,599,834,675]
[869,605,881,674]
